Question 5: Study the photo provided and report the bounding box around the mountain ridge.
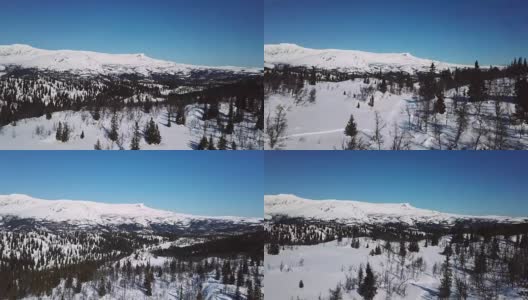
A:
[265,194,527,225]
[264,43,471,73]
[0,194,262,230]
[0,44,261,76]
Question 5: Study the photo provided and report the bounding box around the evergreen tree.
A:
[197,135,208,150]
[379,79,387,93]
[231,141,237,150]
[55,122,63,141]
[226,101,235,134]
[130,121,141,150]
[80,131,84,139]
[309,66,317,85]
[97,277,106,297]
[175,104,186,125]
[358,263,377,300]
[217,134,227,150]
[144,271,152,296]
[144,118,161,145]
[434,92,446,114]
[438,253,452,299]
[94,139,102,150]
[344,114,358,137]
[299,280,304,288]
[207,135,216,150]
[468,61,486,102]
[61,123,70,142]
[108,112,119,142]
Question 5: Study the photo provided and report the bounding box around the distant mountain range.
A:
[0,194,262,234]
[265,43,471,73]
[265,194,527,226]
[0,44,261,77]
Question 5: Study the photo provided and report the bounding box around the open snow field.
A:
[265,78,527,150]
[265,237,522,300]
[0,103,262,150]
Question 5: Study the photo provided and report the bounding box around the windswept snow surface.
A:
[0,44,260,76]
[0,194,261,227]
[265,194,527,225]
[265,44,468,73]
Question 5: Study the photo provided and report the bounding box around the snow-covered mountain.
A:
[0,194,261,231]
[265,194,527,226]
[0,44,260,76]
[264,43,469,73]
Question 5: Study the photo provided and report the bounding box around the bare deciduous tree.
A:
[265,105,288,149]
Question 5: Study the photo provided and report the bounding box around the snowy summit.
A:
[264,43,469,73]
[0,44,260,75]
[0,194,261,228]
[264,194,527,225]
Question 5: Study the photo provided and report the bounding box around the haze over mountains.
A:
[264,194,527,226]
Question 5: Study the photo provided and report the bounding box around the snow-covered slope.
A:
[264,43,468,73]
[265,194,527,225]
[0,44,259,76]
[0,194,261,228]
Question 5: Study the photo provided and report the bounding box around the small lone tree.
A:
[80,131,85,139]
[144,118,161,145]
[299,280,304,288]
[197,135,208,150]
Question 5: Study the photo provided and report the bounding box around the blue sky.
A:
[265,151,528,217]
[265,0,528,66]
[0,0,262,67]
[0,151,263,217]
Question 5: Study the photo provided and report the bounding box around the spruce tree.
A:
[438,253,452,299]
[197,135,208,150]
[80,131,84,139]
[61,123,70,142]
[358,263,377,300]
[144,118,161,145]
[207,135,216,150]
[468,60,486,102]
[344,114,358,137]
[130,121,141,150]
[217,134,227,150]
[299,280,304,288]
[55,122,63,141]
[109,112,119,142]
[94,139,102,150]
[434,92,446,114]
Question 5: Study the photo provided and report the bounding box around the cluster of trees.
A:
[0,229,158,299]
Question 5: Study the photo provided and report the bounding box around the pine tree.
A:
[226,101,235,134]
[231,141,237,150]
[176,104,186,125]
[80,131,84,139]
[144,118,161,145]
[217,134,227,150]
[358,263,377,300]
[197,135,208,150]
[344,114,358,137]
[208,135,216,150]
[309,66,317,85]
[299,280,304,288]
[144,271,152,296]
[379,79,387,93]
[468,60,486,102]
[368,95,374,107]
[55,122,63,141]
[130,121,141,150]
[97,277,106,297]
[94,139,102,150]
[434,92,446,114]
[61,123,70,142]
[109,112,119,142]
[438,253,452,299]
